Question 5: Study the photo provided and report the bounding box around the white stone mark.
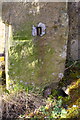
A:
[58,73,64,79]
[32,25,37,36]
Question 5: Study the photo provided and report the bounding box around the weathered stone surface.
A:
[67,2,78,61]
[2,2,68,88]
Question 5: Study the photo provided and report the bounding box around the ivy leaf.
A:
[5,89,10,94]
[61,109,67,118]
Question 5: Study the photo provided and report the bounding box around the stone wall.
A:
[2,2,68,88]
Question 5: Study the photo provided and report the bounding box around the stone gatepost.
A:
[2,2,68,89]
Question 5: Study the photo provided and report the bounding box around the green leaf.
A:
[5,89,10,94]
[61,109,67,118]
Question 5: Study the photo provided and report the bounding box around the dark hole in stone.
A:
[36,27,42,36]
[1,65,6,85]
